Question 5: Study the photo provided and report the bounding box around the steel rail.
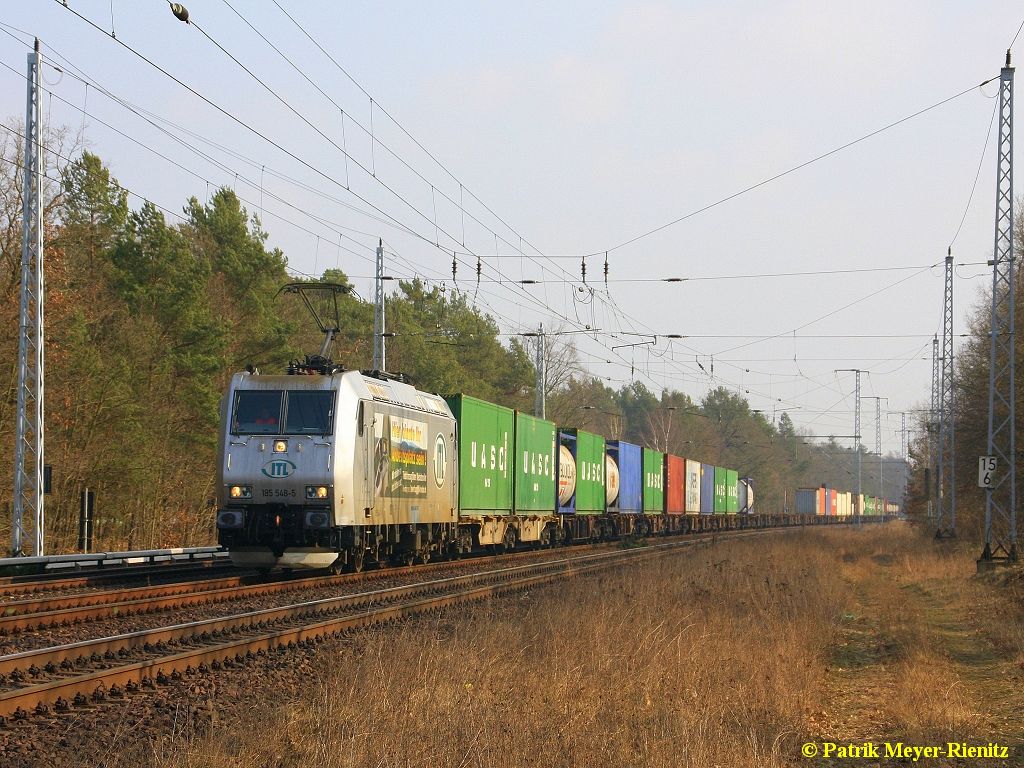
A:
[0,561,237,598]
[0,544,610,630]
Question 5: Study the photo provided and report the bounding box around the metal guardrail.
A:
[0,546,227,572]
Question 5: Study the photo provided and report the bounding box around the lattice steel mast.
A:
[866,397,886,504]
[929,335,939,520]
[902,412,909,465]
[936,251,956,538]
[534,323,546,419]
[12,40,45,557]
[900,412,908,504]
[836,369,863,513]
[981,51,1018,566]
[372,239,385,371]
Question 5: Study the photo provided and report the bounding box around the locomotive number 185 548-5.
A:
[262,489,297,498]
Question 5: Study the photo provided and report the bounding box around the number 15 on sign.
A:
[978,456,997,489]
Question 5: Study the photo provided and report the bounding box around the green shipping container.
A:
[444,394,513,516]
[565,429,606,514]
[726,469,739,513]
[514,412,557,513]
[642,448,664,513]
[714,467,728,514]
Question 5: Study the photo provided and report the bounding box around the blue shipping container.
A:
[795,489,817,516]
[557,429,578,515]
[606,440,642,513]
[700,463,715,515]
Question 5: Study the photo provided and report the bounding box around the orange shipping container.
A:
[665,454,686,514]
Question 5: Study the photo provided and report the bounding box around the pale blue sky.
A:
[5,1,1023,453]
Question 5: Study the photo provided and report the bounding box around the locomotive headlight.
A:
[305,511,330,529]
[229,485,252,499]
[273,440,288,453]
[306,485,329,499]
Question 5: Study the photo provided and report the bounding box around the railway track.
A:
[0,561,237,600]
[0,545,609,641]
[0,536,621,607]
[0,516,873,603]
[0,527,790,722]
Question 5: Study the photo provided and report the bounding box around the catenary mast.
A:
[980,51,1018,567]
[12,39,45,557]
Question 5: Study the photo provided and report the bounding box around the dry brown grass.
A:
[103,525,1023,768]
[826,524,1023,750]
[131,531,848,768]
[888,646,978,739]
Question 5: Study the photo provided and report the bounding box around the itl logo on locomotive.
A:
[262,459,296,479]
[433,433,446,488]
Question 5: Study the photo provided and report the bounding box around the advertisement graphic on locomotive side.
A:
[374,414,429,498]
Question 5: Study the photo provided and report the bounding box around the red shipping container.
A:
[829,490,838,516]
[816,488,826,515]
[665,454,686,514]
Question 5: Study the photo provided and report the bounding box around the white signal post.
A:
[978,456,997,489]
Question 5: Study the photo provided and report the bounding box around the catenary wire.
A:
[36,4,925,434]
[590,76,997,256]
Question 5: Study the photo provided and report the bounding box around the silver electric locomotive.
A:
[215,284,458,570]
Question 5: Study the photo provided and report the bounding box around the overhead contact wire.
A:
[592,77,998,256]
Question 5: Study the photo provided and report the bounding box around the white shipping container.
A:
[839,492,851,516]
[684,459,701,513]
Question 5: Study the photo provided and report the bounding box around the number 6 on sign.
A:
[978,456,997,489]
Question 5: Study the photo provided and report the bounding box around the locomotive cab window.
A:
[232,390,284,434]
[284,390,334,434]
[232,390,334,435]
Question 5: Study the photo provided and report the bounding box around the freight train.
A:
[214,366,763,570]
[794,487,898,517]
[215,284,882,571]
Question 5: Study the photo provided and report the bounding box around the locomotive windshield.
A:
[284,391,334,434]
[231,390,334,435]
[232,391,283,434]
